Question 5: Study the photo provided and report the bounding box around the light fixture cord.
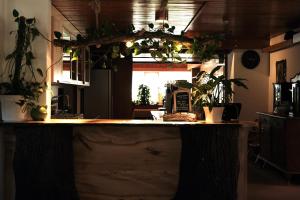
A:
[89,0,101,30]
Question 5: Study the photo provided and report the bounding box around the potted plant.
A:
[192,65,248,122]
[135,84,151,106]
[0,9,46,121]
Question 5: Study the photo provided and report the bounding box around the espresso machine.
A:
[273,82,292,115]
[291,82,300,117]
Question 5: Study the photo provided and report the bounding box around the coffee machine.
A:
[273,82,292,115]
[291,82,300,116]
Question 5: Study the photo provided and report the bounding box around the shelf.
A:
[262,39,293,53]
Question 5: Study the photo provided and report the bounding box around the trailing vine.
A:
[0,9,47,114]
[53,22,222,65]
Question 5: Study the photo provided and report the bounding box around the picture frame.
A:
[172,89,192,113]
[276,59,287,83]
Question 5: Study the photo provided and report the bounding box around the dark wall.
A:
[112,57,133,119]
[52,84,78,114]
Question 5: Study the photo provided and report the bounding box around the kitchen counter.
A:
[257,111,300,119]
[0,118,246,126]
[0,119,253,200]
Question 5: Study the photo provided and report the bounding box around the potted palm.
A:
[0,9,46,121]
[192,65,248,122]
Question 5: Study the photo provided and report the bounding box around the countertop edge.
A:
[0,119,247,127]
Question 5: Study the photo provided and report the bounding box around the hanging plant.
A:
[53,21,222,65]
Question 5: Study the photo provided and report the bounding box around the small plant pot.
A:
[203,106,224,122]
[30,106,47,121]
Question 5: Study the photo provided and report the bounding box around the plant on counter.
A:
[0,9,47,120]
[135,84,151,106]
[192,65,248,122]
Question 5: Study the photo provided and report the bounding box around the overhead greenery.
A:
[53,22,222,65]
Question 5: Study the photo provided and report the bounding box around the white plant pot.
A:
[0,95,25,121]
[203,106,224,123]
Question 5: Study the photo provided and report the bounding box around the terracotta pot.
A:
[203,106,224,122]
[0,95,25,121]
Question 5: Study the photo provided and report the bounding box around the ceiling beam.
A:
[183,1,207,33]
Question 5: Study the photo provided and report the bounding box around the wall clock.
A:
[241,50,260,69]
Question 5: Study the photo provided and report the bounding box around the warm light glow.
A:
[155,19,169,24]
[175,43,183,52]
[126,41,134,48]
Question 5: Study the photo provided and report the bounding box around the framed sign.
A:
[276,59,287,83]
[173,89,192,113]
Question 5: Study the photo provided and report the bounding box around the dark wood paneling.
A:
[14,126,79,200]
[52,0,300,48]
[112,57,133,119]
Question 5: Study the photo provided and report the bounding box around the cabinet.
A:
[84,57,133,119]
[60,47,90,86]
[51,8,90,86]
[52,46,90,86]
[258,112,300,175]
[84,69,112,118]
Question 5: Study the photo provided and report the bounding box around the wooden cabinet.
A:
[84,57,133,119]
[258,112,300,175]
[59,47,90,86]
[51,6,90,86]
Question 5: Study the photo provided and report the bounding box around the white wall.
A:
[0,4,5,200]
[51,6,79,83]
[268,44,300,112]
[228,50,270,121]
[0,0,52,118]
[0,1,5,78]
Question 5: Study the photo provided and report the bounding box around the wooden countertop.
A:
[257,112,300,120]
[0,119,252,127]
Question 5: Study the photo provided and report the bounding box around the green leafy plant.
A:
[192,65,248,110]
[136,84,151,105]
[53,22,221,67]
[0,9,47,115]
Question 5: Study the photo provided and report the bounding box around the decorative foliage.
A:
[53,22,221,66]
[136,84,151,105]
[192,65,248,110]
[0,9,47,115]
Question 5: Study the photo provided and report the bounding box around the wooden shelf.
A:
[263,39,293,53]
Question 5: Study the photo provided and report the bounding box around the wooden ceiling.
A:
[51,0,300,48]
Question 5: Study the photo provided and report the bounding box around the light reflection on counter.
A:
[0,119,247,126]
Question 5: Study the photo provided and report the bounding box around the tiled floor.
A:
[248,161,300,200]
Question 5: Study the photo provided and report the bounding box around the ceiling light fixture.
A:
[155,8,168,24]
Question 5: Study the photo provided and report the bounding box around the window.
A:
[132,69,192,105]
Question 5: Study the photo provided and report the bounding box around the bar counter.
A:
[1,118,243,125]
[0,119,253,200]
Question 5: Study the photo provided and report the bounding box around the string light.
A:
[175,43,183,52]
[126,41,134,48]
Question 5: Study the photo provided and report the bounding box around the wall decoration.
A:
[276,59,287,83]
[241,50,260,69]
